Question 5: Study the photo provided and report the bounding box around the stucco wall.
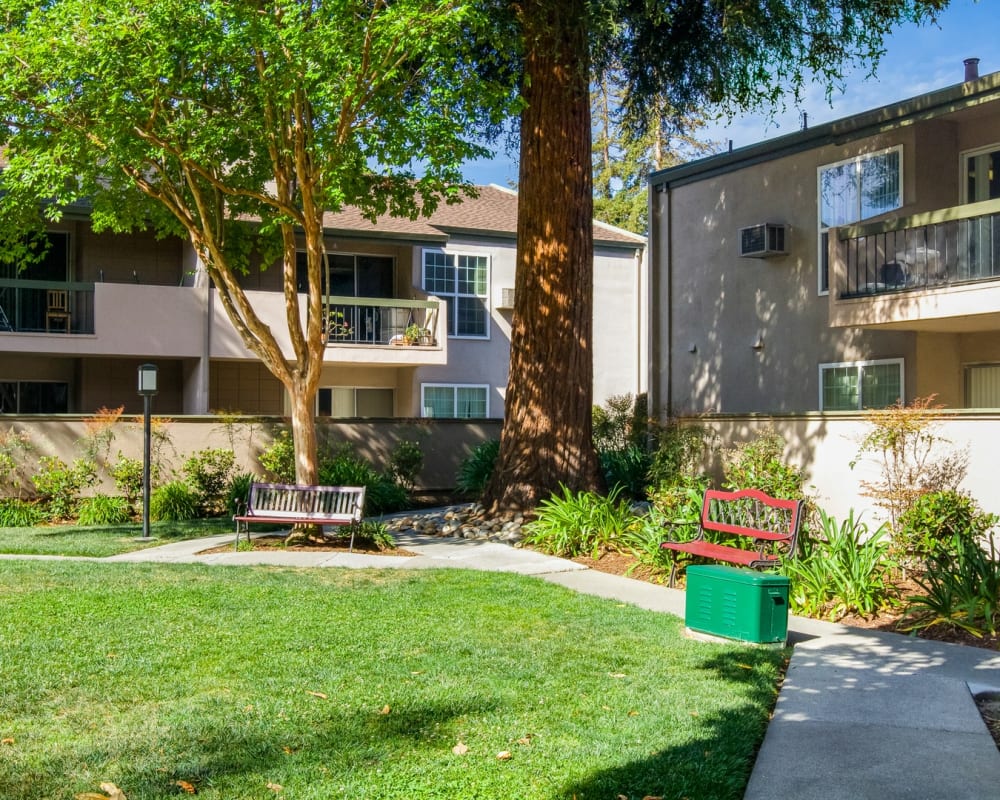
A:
[3,416,503,495]
[681,412,1000,526]
[651,111,999,416]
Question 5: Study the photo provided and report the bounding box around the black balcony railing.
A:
[322,296,439,346]
[837,199,1000,298]
[0,280,95,334]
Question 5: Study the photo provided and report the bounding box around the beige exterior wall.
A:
[681,413,1000,526]
[3,211,644,421]
[652,159,914,415]
[3,416,502,493]
[651,89,1000,417]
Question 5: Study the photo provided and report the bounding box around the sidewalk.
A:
[97,531,1000,798]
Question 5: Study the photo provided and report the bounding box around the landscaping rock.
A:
[381,503,525,544]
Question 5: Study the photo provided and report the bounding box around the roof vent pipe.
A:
[964,58,980,82]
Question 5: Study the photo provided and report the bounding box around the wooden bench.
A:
[233,482,366,550]
[660,488,804,586]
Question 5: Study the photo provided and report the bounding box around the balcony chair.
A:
[45,289,71,333]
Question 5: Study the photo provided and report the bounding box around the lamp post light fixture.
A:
[137,363,158,540]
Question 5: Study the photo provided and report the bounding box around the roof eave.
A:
[650,71,1000,190]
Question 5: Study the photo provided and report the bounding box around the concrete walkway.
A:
[66,531,1000,797]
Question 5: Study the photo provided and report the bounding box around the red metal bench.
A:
[660,488,804,586]
[233,482,366,550]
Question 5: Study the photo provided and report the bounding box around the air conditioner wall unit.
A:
[497,287,516,309]
[739,223,787,258]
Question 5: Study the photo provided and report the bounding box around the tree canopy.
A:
[0,0,520,484]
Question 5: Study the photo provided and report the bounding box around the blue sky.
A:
[464,0,996,187]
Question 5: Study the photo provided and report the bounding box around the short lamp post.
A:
[137,363,158,540]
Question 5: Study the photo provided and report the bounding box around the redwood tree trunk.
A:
[483,0,603,512]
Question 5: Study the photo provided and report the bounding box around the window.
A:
[963,145,1000,203]
[965,364,1000,408]
[819,359,903,411]
[317,387,394,418]
[0,381,69,413]
[295,252,394,298]
[422,250,489,338]
[818,146,903,293]
[421,384,489,418]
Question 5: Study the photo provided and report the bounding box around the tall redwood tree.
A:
[484,0,949,512]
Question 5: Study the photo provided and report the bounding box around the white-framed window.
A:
[819,358,903,411]
[421,384,489,418]
[422,250,489,338]
[818,145,903,294]
[317,387,394,418]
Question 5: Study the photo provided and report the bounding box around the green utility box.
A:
[684,565,790,644]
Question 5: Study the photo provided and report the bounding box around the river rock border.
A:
[382,503,526,543]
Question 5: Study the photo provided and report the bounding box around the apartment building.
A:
[649,64,1000,416]
[0,185,646,419]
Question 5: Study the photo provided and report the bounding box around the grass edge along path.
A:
[0,518,239,558]
[0,560,785,800]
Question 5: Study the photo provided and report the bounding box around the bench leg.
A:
[668,560,678,589]
[234,520,248,550]
[348,523,356,553]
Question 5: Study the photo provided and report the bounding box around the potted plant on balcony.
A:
[326,309,353,341]
[403,322,422,345]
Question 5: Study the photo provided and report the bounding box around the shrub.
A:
[593,393,647,452]
[31,456,97,520]
[783,509,894,620]
[902,530,1000,638]
[387,440,423,492]
[0,425,33,499]
[340,520,396,551]
[647,420,713,490]
[226,471,254,516]
[0,498,43,527]
[722,429,804,500]
[318,445,407,515]
[259,430,295,483]
[77,494,131,526]
[110,455,144,510]
[599,445,651,500]
[522,485,636,559]
[182,448,236,515]
[895,490,997,570]
[851,395,968,532]
[150,481,199,522]
[80,405,123,469]
[456,439,500,496]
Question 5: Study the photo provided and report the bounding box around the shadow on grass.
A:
[562,647,787,800]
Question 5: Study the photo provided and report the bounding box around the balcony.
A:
[0,279,95,335]
[829,198,1000,331]
[210,291,448,366]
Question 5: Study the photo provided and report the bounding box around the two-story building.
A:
[0,184,646,420]
[650,65,1000,417]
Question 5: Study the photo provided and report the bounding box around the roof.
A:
[322,184,646,248]
[650,70,1000,189]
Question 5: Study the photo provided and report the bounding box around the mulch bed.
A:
[199,535,417,557]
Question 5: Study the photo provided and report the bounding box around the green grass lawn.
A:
[0,561,784,800]
[0,517,238,558]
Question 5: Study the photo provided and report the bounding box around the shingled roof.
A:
[322,184,645,248]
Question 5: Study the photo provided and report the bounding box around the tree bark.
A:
[483,0,604,512]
